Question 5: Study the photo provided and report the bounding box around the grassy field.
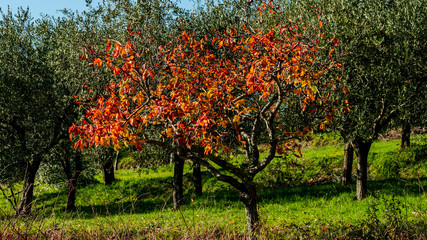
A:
[1,134,426,239]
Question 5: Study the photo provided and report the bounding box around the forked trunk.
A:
[15,158,42,216]
[193,162,202,196]
[353,140,372,200]
[342,142,354,185]
[239,185,259,237]
[66,155,82,211]
[172,153,184,209]
[401,122,411,149]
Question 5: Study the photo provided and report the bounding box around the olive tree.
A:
[312,0,426,198]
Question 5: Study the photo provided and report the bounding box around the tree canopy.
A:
[70,1,344,233]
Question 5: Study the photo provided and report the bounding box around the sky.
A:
[0,0,194,18]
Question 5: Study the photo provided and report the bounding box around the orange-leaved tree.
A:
[70,2,344,234]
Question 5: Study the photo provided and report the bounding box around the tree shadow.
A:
[259,177,427,203]
[20,168,427,220]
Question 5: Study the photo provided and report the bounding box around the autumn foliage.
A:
[69,2,345,233]
[69,3,343,157]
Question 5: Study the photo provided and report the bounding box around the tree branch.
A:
[192,156,246,192]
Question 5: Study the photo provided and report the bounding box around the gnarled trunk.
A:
[401,122,411,149]
[193,162,202,196]
[239,184,259,237]
[353,140,372,200]
[15,157,42,216]
[172,153,184,209]
[66,155,82,211]
[342,142,354,185]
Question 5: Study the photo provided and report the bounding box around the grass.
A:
[1,134,426,239]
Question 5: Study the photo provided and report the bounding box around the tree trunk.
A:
[114,151,120,171]
[193,162,202,196]
[401,122,411,149]
[353,140,372,200]
[342,142,354,185]
[66,155,82,211]
[102,157,115,185]
[239,184,259,237]
[15,158,42,216]
[172,153,184,209]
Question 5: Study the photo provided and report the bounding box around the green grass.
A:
[1,134,426,239]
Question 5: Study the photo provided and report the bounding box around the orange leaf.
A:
[293,89,302,94]
[218,41,224,49]
[233,115,240,123]
[147,69,155,78]
[166,128,174,138]
[93,58,102,67]
[342,86,349,95]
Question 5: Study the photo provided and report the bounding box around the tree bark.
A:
[239,184,259,237]
[15,157,42,216]
[193,162,202,196]
[172,153,184,209]
[114,150,120,171]
[353,140,372,200]
[342,142,354,185]
[102,157,115,185]
[66,154,82,211]
[401,122,411,149]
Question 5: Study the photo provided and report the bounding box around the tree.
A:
[310,0,427,199]
[0,0,187,215]
[70,2,343,234]
[86,147,117,185]
[341,141,354,185]
[100,148,116,185]
[178,0,261,202]
[0,8,76,216]
[100,0,189,206]
[0,5,112,215]
[37,140,84,211]
[192,162,203,196]
[393,0,427,149]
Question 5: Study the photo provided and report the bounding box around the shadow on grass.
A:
[26,168,427,220]
[260,177,427,203]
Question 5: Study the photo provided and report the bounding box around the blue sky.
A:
[0,0,194,18]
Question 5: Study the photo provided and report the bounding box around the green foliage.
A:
[306,132,342,147]
[276,0,426,143]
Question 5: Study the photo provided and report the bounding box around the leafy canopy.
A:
[70,2,344,159]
